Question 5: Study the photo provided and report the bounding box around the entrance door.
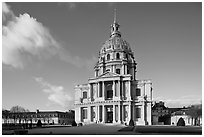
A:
[107,112,113,123]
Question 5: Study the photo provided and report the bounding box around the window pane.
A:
[136,88,141,96]
[136,108,141,118]
[83,92,87,98]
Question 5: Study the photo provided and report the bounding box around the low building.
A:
[171,110,194,126]
[152,101,171,125]
[2,109,75,125]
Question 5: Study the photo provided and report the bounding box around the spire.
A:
[114,8,117,23]
[110,8,121,37]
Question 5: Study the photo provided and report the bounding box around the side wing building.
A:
[74,14,153,125]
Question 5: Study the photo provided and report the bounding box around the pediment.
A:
[98,71,120,78]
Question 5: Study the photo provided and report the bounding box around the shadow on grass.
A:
[134,126,202,135]
[118,126,134,132]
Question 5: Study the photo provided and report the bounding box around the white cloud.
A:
[2,3,59,69]
[34,77,73,108]
[2,2,97,70]
[153,95,202,108]
[2,2,14,23]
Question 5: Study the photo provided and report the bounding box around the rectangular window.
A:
[83,91,87,98]
[136,88,141,96]
[82,109,87,119]
[135,107,141,118]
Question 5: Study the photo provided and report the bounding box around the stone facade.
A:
[2,110,75,125]
[74,14,153,125]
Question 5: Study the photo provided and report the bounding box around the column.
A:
[113,105,116,123]
[89,106,91,122]
[113,65,116,73]
[133,104,135,121]
[121,64,124,74]
[121,81,124,100]
[89,84,92,100]
[118,80,121,98]
[102,105,106,123]
[118,104,121,123]
[121,105,124,123]
[113,81,115,98]
[124,64,127,74]
[128,81,131,100]
[95,106,98,123]
[102,81,105,100]
[97,106,100,123]
[79,107,81,122]
[128,104,131,122]
[97,82,100,98]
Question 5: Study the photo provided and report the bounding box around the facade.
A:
[74,14,153,125]
[171,110,194,126]
[2,109,75,125]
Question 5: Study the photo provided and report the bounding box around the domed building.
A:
[74,12,153,125]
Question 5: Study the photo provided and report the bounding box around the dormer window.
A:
[116,69,120,74]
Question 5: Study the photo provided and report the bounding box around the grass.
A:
[3,124,202,135]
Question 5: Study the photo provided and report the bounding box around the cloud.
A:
[153,95,202,108]
[2,2,14,23]
[2,2,97,70]
[34,77,73,108]
[2,3,59,69]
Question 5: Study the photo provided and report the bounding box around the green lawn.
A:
[3,124,202,135]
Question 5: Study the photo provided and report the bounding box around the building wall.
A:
[171,115,194,126]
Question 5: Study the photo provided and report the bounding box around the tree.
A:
[10,105,27,112]
[10,105,29,124]
[186,104,202,126]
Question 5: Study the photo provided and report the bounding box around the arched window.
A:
[116,53,120,59]
[107,54,110,61]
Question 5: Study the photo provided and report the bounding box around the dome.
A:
[100,35,132,54]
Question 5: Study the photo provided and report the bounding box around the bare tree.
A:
[10,105,26,112]
[10,105,29,124]
[186,104,202,126]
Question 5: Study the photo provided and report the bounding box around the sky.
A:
[2,2,202,111]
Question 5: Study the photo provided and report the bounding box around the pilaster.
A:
[118,104,121,123]
[102,81,105,100]
[113,80,115,98]
[113,105,116,123]
[102,105,106,123]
